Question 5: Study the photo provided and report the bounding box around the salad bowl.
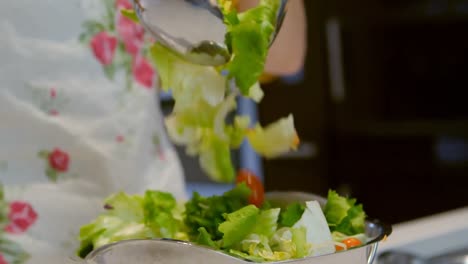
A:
[83,192,392,264]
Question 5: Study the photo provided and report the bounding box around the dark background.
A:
[261,0,468,224]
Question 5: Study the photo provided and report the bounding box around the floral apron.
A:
[0,0,186,263]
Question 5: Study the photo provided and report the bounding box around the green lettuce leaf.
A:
[247,114,299,158]
[77,192,147,257]
[143,190,179,238]
[252,208,280,238]
[228,249,266,262]
[219,205,259,248]
[291,227,309,258]
[184,183,251,241]
[279,202,306,227]
[234,220,302,262]
[221,0,281,94]
[293,201,335,257]
[77,191,186,258]
[196,227,218,248]
[269,227,311,261]
[324,190,367,236]
[198,132,236,183]
[121,9,139,23]
[239,234,279,261]
[148,1,299,183]
[151,43,227,111]
[335,204,366,235]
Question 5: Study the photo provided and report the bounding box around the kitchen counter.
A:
[376,206,468,261]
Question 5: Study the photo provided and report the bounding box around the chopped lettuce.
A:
[198,131,236,182]
[147,0,299,183]
[77,191,186,258]
[291,226,310,258]
[229,248,266,262]
[293,201,335,257]
[323,190,366,236]
[220,0,280,95]
[252,208,281,238]
[150,43,227,111]
[279,202,306,227]
[247,115,300,158]
[77,187,368,262]
[223,209,308,262]
[152,43,240,182]
[143,190,180,238]
[239,234,280,261]
[184,183,251,241]
[196,227,219,248]
[219,205,259,248]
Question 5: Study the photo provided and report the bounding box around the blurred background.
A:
[164,0,468,226]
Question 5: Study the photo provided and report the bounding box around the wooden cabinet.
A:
[260,0,468,224]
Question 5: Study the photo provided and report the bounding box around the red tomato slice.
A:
[236,169,265,207]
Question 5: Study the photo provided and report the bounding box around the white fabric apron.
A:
[0,0,186,263]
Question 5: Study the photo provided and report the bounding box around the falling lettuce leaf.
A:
[221,0,281,94]
[147,0,299,182]
[150,43,226,110]
[247,114,300,159]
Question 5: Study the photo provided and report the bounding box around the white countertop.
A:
[377,206,468,259]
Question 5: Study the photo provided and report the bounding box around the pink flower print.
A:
[50,87,57,98]
[116,135,125,143]
[133,56,155,88]
[116,0,132,9]
[117,14,145,57]
[90,32,118,66]
[0,254,7,264]
[4,201,38,235]
[38,148,70,182]
[48,148,69,172]
[157,149,166,161]
[49,109,59,116]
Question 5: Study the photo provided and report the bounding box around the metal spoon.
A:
[132,0,288,66]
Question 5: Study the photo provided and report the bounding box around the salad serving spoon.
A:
[131,0,288,66]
